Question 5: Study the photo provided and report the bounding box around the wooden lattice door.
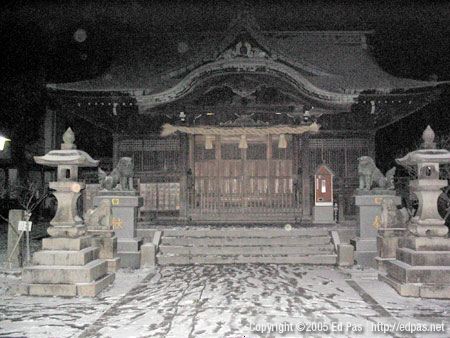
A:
[191,134,300,221]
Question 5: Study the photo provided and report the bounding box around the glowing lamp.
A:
[0,136,10,151]
[71,183,81,193]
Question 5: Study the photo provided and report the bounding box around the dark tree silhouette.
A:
[0,16,47,181]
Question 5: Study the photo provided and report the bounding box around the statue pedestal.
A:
[94,192,143,269]
[87,227,120,273]
[313,205,334,224]
[351,191,400,268]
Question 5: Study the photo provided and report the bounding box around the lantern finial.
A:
[421,125,436,149]
[62,127,76,150]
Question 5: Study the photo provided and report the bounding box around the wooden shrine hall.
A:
[46,13,442,223]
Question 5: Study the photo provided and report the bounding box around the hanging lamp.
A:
[204,135,214,150]
[278,134,287,149]
[239,135,248,149]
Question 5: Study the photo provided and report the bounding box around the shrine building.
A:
[45,13,442,224]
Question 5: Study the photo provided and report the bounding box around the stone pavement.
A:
[1,265,449,338]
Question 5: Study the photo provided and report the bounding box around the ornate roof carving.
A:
[47,11,442,112]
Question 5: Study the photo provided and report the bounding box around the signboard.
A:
[18,221,32,232]
[111,217,123,230]
[314,165,334,206]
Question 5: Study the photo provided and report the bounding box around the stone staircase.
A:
[153,227,337,265]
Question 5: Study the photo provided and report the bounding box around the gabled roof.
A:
[47,12,442,109]
[315,164,335,176]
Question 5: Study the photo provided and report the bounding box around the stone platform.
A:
[380,236,450,299]
[21,236,115,297]
[352,192,400,268]
[94,193,143,269]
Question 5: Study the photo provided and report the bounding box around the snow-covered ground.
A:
[1,265,449,338]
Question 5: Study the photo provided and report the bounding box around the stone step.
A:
[386,260,450,284]
[32,247,99,266]
[157,254,337,265]
[397,247,450,266]
[22,259,107,284]
[137,229,157,239]
[159,244,334,256]
[118,252,141,269]
[27,283,78,297]
[117,238,142,252]
[42,236,92,251]
[161,236,331,246]
[24,272,115,297]
[160,228,330,238]
[379,273,450,299]
[77,273,116,297]
[106,257,121,273]
[399,237,450,251]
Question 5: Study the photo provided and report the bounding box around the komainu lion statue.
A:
[381,198,411,227]
[98,157,134,191]
[85,199,111,228]
[358,156,395,190]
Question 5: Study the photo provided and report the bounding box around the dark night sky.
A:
[0,1,449,165]
[2,0,450,83]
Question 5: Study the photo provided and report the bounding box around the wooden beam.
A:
[301,134,311,220]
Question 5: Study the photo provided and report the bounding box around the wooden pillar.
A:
[292,134,300,212]
[301,134,311,221]
[112,133,119,167]
[240,139,247,210]
[215,135,222,212]
[178,134,189,220]
[368,131,376,159]
[186,134,195,217]
[266,134,272,210]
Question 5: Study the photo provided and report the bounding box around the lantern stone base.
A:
[20,236,115,297]
[47,225,86,238]
[382,236,450,299]
[312,205,334,224]
[376,228,406,273]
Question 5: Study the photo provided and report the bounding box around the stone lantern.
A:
[381,126,450,299]
[395,125,450,237]
[34,127,99,237]
[20,128,115,297]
